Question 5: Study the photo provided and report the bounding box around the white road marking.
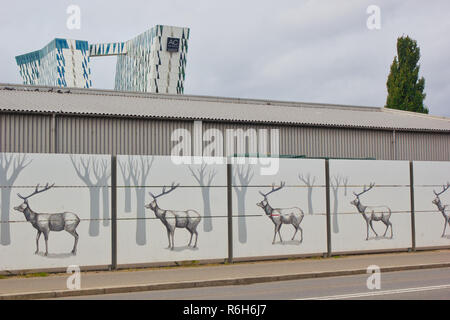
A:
[298,284,450,300]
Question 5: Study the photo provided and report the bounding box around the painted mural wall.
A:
[0,153,111,271]
[413,161,450,248]
[329,160,412,253]
[232,158,328,258]
[116,155,228,264]
[1,152,448,272]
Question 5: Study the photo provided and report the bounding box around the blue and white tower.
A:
[15,25,190,94]
[15,39,92,88]
[113,25,189,94]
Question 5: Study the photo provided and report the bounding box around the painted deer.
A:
[350,183,393,240]
[256,182,304,244]
[432,183,450,237]
[14,183,80,256]
[145,183,201,250]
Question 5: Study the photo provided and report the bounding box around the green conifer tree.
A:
[385,36,428,113]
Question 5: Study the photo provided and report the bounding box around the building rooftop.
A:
[0,83,449,132]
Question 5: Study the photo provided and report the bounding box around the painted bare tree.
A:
[331,175,344,234]
[128,155,154,246]
[119,160,132,213]
[233,165,254,244]
[97,159,111,227]
[70,155,110,236]
[0,154,31,245]
[343,177,349,196]
[188,164,217,232]
[298,173,316,215]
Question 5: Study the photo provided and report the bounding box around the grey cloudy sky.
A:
[1,0,449,116]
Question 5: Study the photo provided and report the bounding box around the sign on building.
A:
[166,37,180,52]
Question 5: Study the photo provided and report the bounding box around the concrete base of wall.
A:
[415,245,450,251]
[0,265,110,277]
[3,246,450,276]
[330,247,411,257]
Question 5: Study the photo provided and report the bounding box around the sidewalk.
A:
[1,250,449,299]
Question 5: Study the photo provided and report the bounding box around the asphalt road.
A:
[57,267,450,300]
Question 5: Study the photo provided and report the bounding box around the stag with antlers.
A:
[145,183,201,250]
[350,183,393,240]
[256,182,305,244]
[432,183,450,238]
[14,184,80,256]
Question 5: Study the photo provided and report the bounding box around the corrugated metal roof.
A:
[0,83,449,132]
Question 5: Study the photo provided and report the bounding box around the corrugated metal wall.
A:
[56,116,193,155]
[0,113,52,153]
[395,131,450,161]
[0,113,192,155]
[279,126,394,159]
[0,113,449,161]
[203,122,396,160]
[55,116,192,155]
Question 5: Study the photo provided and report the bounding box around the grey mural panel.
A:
[413,161,450,248]
[0,153,111,272]
[329,160,411,253]
[116,155,227,265]
[232,158,328,259]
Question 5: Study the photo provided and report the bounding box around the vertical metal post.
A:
[227,163,233,264]
[325,159,332,257]
[111,155,118,270]
[409,161,416,252]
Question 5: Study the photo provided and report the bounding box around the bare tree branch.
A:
[234,165,253,193]
[331,175,342,192]
[141,156,154,185]
[7,154,32,184]
[70,155,93,185]
[189,164,216,187]
[118,160,130,180]
[128,156,139,186]
[3,154,12,171]
[92,160,102,182]
[343,177,349,196]
[299,173,316,186]
[188,166,202,185]
[70,155,109,186]
[207,169,217,186]
[128,156,154,187]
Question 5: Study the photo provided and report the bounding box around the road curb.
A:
[1,262,450,300]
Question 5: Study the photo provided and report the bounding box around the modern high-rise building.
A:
[15,25,189,94]
[114,25,189,94]
[15,38,92,89]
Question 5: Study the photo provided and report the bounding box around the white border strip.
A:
[299,284,450,300]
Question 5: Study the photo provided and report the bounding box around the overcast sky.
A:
[1,0,449,116]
